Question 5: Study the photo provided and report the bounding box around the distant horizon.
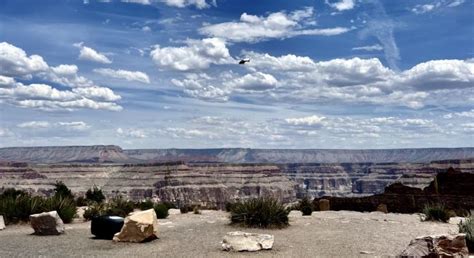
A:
[1,144,474,151]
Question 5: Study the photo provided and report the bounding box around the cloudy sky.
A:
[0,0,473,149]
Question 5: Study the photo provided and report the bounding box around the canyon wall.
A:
[0,162,296,208]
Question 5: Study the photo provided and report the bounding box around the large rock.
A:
[29,211,65,235]
[113,209,158,243]
[400,234,469,257]
[222,231,274,252]
[0,215,5,230]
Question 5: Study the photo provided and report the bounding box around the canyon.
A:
[0,145,473,206]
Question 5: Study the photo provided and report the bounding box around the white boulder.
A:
[29,211,65,235]
[113,209,159,243]
[222,231,274,252]
[400,234,469,257]
[0,215,5,230]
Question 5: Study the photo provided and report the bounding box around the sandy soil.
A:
[0,210,462,257]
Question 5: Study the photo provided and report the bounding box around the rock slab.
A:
[222,231,274,252]
[29,211,65,235]
[113,209,159,243]
[400,234,469,257]
[0,215,5,230]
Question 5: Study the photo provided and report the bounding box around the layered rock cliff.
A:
[0,162,296,208]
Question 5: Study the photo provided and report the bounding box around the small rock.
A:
[400,234,469,257]
[319,199,330,211]
[289,210,302,217]
[222,231,274,252]
[113,209,159,243]
[0,215,5,230]
[360,250,374,254]
[449,216,467,225]
[30,211,65,235]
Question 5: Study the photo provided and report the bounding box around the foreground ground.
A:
[0,210,462,257]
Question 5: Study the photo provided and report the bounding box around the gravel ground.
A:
[0,210,461,257]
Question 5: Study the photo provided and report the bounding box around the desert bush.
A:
[85,186,105,204]
[0,188,27,198]
[83,202,106,221]
[153,203,169,219]
[138,199,154,210]
[75,196,88,206]
[225,202,235,212]
[53,181,74,199]
[422,203,450,223]
[230,197,289,229]
[459,217,474,252]
[193,206,201,215]
[106,196,134,217]
[299,197,313,216]
[162,201,176,210]
[180,206,191,214]
[45,196,77,223]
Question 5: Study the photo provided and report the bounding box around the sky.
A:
[0,0,473,149]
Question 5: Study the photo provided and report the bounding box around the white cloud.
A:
[17,121,50,128]
[74,42,112,64]
[444,109,474,119]
[161,0,212,9]
[171,73,230,101]
[199,8,350,43]
[17,121,90,130]
[352,44,383,52]
[50,64,78,75]
[0,42,49,77]
[94,68,150,84]
[117,127,147,138]
[0,75,16,87]
[228,72,278,91]
[150,38,232,71]
[72,86,121,102]
[401,59,474,90]
[325,0,355,11]
[285,115,326,126]
[412,4,437,14]
[121,0,151,4]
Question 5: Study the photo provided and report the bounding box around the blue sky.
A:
[0,0,473,149]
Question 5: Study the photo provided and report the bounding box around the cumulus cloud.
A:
[199,8,350,43]
[161,0,214,9]
[352,44,383,52]
[412,0,466,14]
[325,0,355,11]
[285,115,326,126]
[94,68,150,84]
[74,42,112,64]
[116,127,147,138]
[171,73,231,101]
[0,42,49,77]
[17,121,90,130]
[0,42,122,111]
[151,38,233,71]
[228,72,278,91]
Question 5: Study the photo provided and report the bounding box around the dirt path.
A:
[0,210,460,257]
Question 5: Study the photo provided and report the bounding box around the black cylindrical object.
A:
[91,215,124,240]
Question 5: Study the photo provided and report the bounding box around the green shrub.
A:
[85,186,105,204]
[153,203,169,219]
[230,197,289,229]
[225,202,235,212]
[53,181,74,199]
[45,196,77,223]
[459,217,474,253]
[138,199,154,211]
[0,188,27,198]
[180,206,191,214]
[106,196,134,217]
[422,203,450,223]
[299,197,313,216]
[162,201,176,210]
[75,196,88,206]
[193,206,201,215]
[83,202,106,221]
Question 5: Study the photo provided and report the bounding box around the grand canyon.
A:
[1,145,473,208]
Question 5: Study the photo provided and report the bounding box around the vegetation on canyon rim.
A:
[229,197,289,229]
[459,217,474,252]
[0,183,77,224]
[421,203,451,223]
